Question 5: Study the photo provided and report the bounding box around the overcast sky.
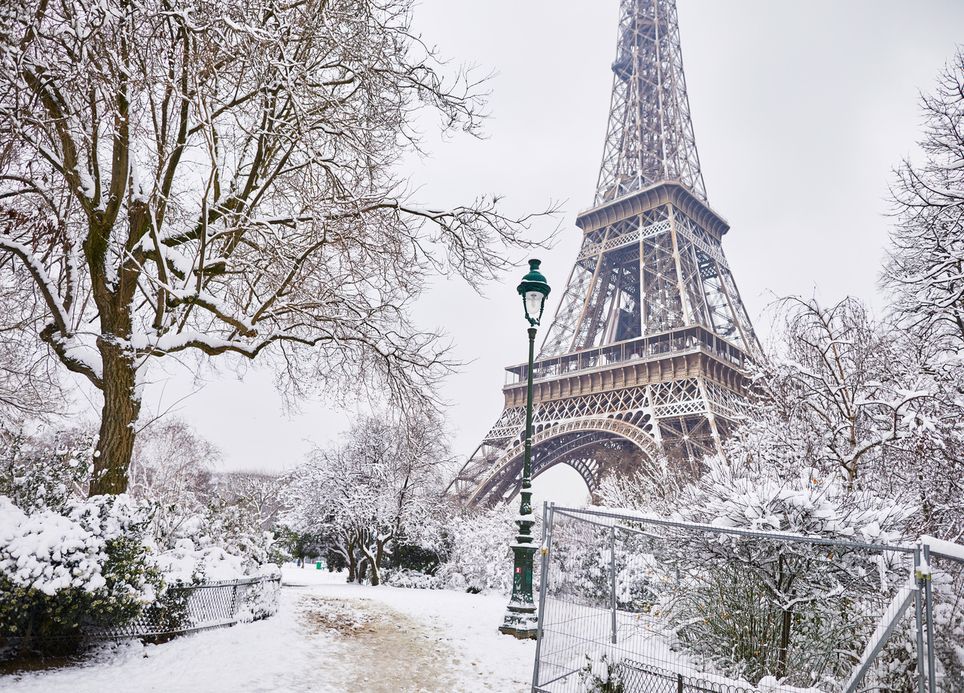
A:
[129,1,963,487]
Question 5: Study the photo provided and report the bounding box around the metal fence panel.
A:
[532,506,963,693]
[84,575,282,640]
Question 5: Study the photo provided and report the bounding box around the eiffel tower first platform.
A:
[449,0,760,506]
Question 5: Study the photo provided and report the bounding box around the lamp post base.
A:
[499,603,538,639]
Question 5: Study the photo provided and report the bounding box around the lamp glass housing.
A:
[524,291,545,324]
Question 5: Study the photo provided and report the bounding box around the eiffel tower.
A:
[449,0,759,506]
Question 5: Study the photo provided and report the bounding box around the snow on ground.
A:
[3,565,535,693]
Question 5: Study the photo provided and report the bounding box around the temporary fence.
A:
[532,505,964,693]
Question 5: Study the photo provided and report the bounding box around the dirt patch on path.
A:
[302,596,459,693]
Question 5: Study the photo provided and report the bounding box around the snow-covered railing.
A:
[84,574,281,641]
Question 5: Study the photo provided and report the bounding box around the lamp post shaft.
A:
[522,325,536,496]
[499,326,539,639]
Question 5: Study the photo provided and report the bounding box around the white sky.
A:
[126,0,963,487]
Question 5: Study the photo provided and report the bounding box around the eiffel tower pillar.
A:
[448,0,759,506]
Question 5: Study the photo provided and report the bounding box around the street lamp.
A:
[500,259,551,639]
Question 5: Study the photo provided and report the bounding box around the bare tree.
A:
[128,417,218,545]
[0,0,545,495]
[883,50,964,353]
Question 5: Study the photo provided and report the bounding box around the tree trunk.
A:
[89,342,141,496]
[775,554,793,679]
[371,537,389,587]
[345,540,357,583]
[357,559,368,584]
[777,606,792,679]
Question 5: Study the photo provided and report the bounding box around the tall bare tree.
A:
[0,0,543,494]
[883,50,964,354]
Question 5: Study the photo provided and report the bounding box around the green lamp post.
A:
[499,259,551,639]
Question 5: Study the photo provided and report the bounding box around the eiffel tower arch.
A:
[449,0,759,506]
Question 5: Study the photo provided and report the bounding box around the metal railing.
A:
[85,574,282,640]
[1,574,282,660]
[506,328,748,386]
[617,660,758,693]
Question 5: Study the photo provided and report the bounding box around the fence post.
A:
[676,672,683,693]
[922,543,936,693]
[914,545,927,693]
[610,524,617,645]
[531,502,555,693]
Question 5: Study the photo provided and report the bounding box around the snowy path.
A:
[3,567,535,692]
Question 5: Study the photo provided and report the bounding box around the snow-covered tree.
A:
[746,296,964,540]
[877,50,964,542]
[127,418,217,546]
[597,452,686,514]
[664,456,915,687]
[883,50,964,354]
[283,413,446,585]
[0,0,544,495]
[214,471,282,533]
[0,269,66,427]
[769,296,929,489]
[434,504,515,594]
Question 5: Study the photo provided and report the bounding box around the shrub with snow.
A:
[0,494,160,655]
[152,539,249,586]
[383,568,443,590]
[578,652,626,692]
[434,505,518,594]
[659,456,915,688]
[0,429,92,513]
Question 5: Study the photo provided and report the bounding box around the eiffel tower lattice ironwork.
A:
[449,0,759,506]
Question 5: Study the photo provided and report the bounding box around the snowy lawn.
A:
[3,565,535,692]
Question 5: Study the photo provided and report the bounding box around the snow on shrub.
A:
[0,498,106,595]
[655,456,916,688]
[152,538,248,586]
[383,568,443,590]
[0,429,92,513]
[0,494,156,599]
[578,651,625,692]
[434,504,526,595]
[0,493,160,655]
[235,564,282,623]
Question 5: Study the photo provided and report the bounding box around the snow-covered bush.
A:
[383,568,443,590]
[434,505,517,594]
[0,494,160,654]
[236,566,282,623]
[661,456,915,687]
[578,652,626,692]
[0,428,92,512]
[152,539,248,586]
